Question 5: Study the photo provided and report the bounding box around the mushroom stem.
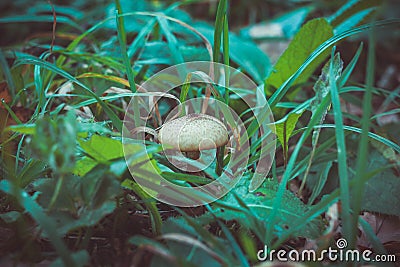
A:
[186,151,200,160]
[216,145,225,176]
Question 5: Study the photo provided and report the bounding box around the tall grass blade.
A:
[328,47,352,247]
[14,54,122,131]
[213,0,227,63]
[351,18,376,249]
[115,1,137,92]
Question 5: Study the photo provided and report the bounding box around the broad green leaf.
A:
[73,157,97,176]
[76,134,152,176]
[353,143,400,216]
[268,109,304,152]
[78,134,123,163]
[265,18,333,97]
[216,176,325,239]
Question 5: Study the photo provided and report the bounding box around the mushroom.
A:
[158,113,228,175]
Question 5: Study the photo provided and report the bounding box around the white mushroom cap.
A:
[158,114,228,152]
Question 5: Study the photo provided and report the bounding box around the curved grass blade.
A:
[0,15,83,31]
[315,124,400,153]
[121,179,162,236]
[327,47,351,245]
[351,19,376,249]
[115,2,136,92]
[13,55,122,131]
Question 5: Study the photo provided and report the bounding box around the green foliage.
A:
[0,0,399,266]
[32,165,120,234]
[0,180,89,267]
[75,134,124,175]
[195,23,271,84]
[299,52,343,193]
[265,18,333,97]
[240,7,312,39]
[356,146,400,216]
[29,111,77,174]
[328,0,382,31]
[268,109,304,163]
[219,177,325,239]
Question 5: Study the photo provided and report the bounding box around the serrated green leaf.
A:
[299,53,343,195]
[310,53,343,115]
[218,177,325,239]
[265,18,333,97]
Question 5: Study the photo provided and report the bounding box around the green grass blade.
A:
[316,124,400,153]
[328,47,352,246]
[0,99,22,124]
[213,0,227,63]
[0,14,83,31]
[351,19,376,249]
[115,1,137,92]
[127,19,158,58]
[266,94,332,243]
[0,49,16,99]
[215,218,249,267]
[223,11,230,104]
[274,164,395,249]
[157,16,185,65]
[14,55,122,131]
[339,42,363,87]
[121,180,162,236]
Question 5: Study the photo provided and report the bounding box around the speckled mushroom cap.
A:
[158,113,229,152]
